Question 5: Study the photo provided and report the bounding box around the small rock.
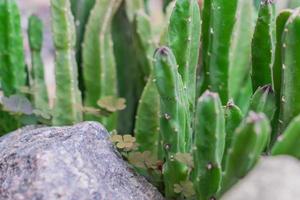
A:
[0,122,164,200]
[222,156,300,200]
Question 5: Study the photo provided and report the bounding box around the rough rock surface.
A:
[222,156,300,200]
[0,122,164,200]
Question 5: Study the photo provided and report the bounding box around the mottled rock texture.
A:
[0,122,164,200]
[222,156,300,200]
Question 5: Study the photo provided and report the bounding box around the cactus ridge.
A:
[28,15,49,112]
[0,0,26,96]
[51,0,82,125]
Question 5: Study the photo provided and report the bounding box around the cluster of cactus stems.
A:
[2,0,300,199]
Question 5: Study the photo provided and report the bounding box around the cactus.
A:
[249,85,276,121]
[201,0,255,105]
[134,10,160,156]
[28,15,49,112]
[112,1,147,133]
[168,0,201,113]
[279,8,300,132]
[0,0,26,96]
[153,47,190,198]
[50,0,82,125]
[222,101,243,168]
[272,114,300,159]
[133,11,156,77]
[228,0,256,107]
[70,0,96,93]
[272,9,293,140]
[193,91,225,200]
[82,0,121,129]
[251,0,276,91]
[220,112,270,195]
[126,0,144,22]
[134,75,160,156]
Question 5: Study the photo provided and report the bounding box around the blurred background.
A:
[19,0,164,107]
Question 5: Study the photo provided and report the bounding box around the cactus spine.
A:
[279,8,300,131]
[50,0,82,125]
[28,15,49,112]
[0,0,26,96]
[82,0,121,129]
[193,91,225,200]
[220,112,270,195]
[153,47,190,198]
[251,0,276,91]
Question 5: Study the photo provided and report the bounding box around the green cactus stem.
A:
[134,75,160,156]
[193,91,225,200]
[271,9,293,142]
[222,100,243,168]
[82,0,121,129]
[279,8,300,132]
[272,114,300,159]
[28,15,49,112]
[70,0,95,94]
[220,112,270,195]
[229,0,256,104]
[0,0,26,96]
[251,0,276,91]
[249,85,276,121]
[201,0,255,105]
[168,0,201,113]
[133,10,156,78]
[112,1,147,133]
[50,0,82,125]
[134,10,160,157]
[153,46,190,198]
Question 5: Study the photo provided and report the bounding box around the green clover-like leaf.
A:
[97,96,126,112]
[174,180,195,198]
[175,152,194,169]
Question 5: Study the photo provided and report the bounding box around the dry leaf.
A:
[97,96,126,112]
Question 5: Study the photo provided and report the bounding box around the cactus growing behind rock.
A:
[28,15,49,112]
[153,47,190,197]
[70,0,95,93]
[0,0,26,96]
[220,112,271,195]
[272,114,300,159]
[50,0,82,125]
[82,0,121,129]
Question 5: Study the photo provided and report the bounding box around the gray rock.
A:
[222,156,300,200]
[0,122,164,200]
